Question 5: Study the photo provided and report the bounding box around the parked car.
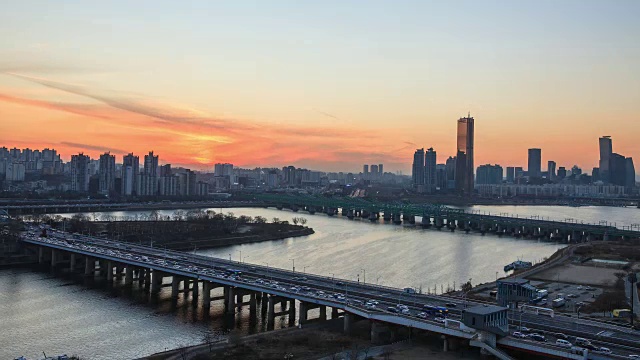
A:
[512,331,526,339]
[518,326,531,333]
[416,312,427,319]
[445,302,457,308]
[554,333,569,340]
[556,339,572,348]
[387,306,399,313]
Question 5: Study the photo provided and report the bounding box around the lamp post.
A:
[361,269,366,284]
[303,266,308,273]
[237,250,242,262]
[629,272,638,327]
[228,253,231,261]
[289,258,295,273]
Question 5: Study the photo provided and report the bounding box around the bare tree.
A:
[292,217,299,225]
[299,217,307,226]
[202,330,218,352]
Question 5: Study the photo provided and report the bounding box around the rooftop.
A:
[465,304,509,316]
[497,278,529,285]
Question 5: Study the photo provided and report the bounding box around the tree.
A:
[254,216,267,224]
[292,217,299,225]
[461,280,473,293]
[149,210,160,221]
[272,217,281,224]
[299,217,307,226]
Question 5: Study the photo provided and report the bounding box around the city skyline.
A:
[1,1,639,173]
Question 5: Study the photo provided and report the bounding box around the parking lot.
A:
[530,280,602,313]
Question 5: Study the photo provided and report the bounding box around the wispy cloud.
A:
[60,142,127,154]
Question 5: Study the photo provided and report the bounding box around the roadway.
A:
[21,225,640,359]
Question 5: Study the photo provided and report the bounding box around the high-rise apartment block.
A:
[98,152,116,195]
[70,153,90,192]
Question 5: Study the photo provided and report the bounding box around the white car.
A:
[555,339,572,348]
[512,331,526,339]
[595,347,612,355]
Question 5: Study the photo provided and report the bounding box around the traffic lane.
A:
[520,313,640,343]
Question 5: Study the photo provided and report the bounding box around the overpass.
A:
[19,226,640,359]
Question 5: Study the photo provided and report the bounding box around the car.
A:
[554,333,569,340]
[555,339,572,348]
[585,286,595,291]
[567,294,578,298]
[512,331,526,339]
[416,312,427,319]
[577,286,583,290]
[595,347,612,355]
[387,306,399,313]
[335,281,345,286]
[518,326,531,333]
[434,317,446,323]
[628,355,640,359]
[527,333,546,342]
[365,303,376,310]
[445,302,457,308]
[583,343,599,351]
[574,337,591,347]
[401,308,411,315]
[576,302,585,307]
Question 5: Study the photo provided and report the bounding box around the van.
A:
[556,339,572,348]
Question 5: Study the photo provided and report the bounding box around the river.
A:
[2,204,632,359]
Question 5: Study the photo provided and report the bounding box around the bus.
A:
[423,305,449,316]
[521,305,555,318]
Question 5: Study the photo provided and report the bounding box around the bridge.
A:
[19,225,640,359]
[245,193,640,241]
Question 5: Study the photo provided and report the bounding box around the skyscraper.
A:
[599,136,612,183]
[121,153,139,196]
[547,161,556,181]
[70,153,90,192]
[445,156,456,190]
[370,164,378,176]
[528,148,541,178]
[363,164,369,174]
[138,151,159,196]
[455,114,474,195]
[412,148,425,189]
[144,151,159,176]
[476,164,503,184]
[98,152,116,195]
[425,147,437,193]
[378,164,383,175]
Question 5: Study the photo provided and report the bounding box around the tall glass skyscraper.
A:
[528,148,541,178]
[599,136,612,183]
[455,114,474,195]
[412,148,425,188]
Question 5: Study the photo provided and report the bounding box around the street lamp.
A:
[289,258,295,272]
[237,250,242,262]
[303,266,308,273]
[376,276,382,285]
[361,268,366,284]
[228,253,231,261]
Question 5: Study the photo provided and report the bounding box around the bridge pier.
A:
[226,286,235,315]
[192,280,199,306]
[106,261,114,282]
[346,209,355,219]
[50,249,58,269]
[319,305,327,320]
[383,211,391,221]
[151,270,162,294]
[421,216,431,228]
[343,312,353,334]
[261,292,268,318]
[249,292,257,321]
[299,301,308,325]
[125,266,133,285]
[369,211,378,222]
[267,295,275,330]
[203,281,212,309]
[172,276,181,301]
[288,299,296,326]
[84,256,94,276]
[38,247,44,264]
[69,253,76,272]
[392,213,401,225]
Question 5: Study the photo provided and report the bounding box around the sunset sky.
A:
[1,1,639,173]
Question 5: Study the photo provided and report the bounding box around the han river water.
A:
[1,205,637,359]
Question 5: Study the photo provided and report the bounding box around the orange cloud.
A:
[0,73,409,171]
